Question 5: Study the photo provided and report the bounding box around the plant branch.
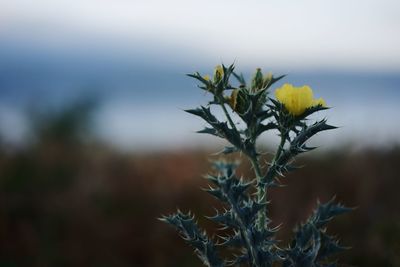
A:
[263,131,287,187]
[274,132,287,164]
[228,195,260,267]
[249,155,267,230]
[219,100,238,134]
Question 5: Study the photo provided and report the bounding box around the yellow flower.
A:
[203,74,210,81]
[275,84,326,116]
[213,65,224,82]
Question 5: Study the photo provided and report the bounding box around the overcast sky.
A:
[1,0,400,71]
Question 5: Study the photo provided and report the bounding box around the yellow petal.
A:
[313,98,327,107]
[297,85,314,112]
[275,84,317,116]
[275,83,291,103]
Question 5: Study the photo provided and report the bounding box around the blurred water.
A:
[0,43,399,150]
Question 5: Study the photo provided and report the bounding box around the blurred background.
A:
[0,0,399,266]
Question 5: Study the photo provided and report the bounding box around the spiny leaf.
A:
[160,211,224,267]
[212,161,239,177]
[240,201,268,226]
[203,186,225,201]
[232,71,246,87]
[299,105,330,119]
[256,122,277,137]
[265,74,286,89]
[185,107,206,118]
[197,127,224,138]
[206,209,238,228]
[312,198,353,228]
[187,72,209,84]
[221,146,240,154]
[217,231,244,247]
[256,110,274,121]
[318,232,348,260]
[294,120,337,146]
[227,253,249,266]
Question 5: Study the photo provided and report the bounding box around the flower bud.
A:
[230,89,248,114]
[251,68,264,91]
[263,72,273,88]
[213,65,224,83]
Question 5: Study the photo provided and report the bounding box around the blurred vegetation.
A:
[0,102,399,266]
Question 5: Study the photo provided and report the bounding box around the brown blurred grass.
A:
[1,143,399,266]
[0,105,399,267]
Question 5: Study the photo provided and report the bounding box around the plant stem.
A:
[218,96,278,231]
[253,132,287,230]
[250,155,267,230]
[263,132,287,187]
[229,194,260,267]
[274,133,287,164]
[219,100,238,133]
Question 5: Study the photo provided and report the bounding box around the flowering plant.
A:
[161,64,351,267]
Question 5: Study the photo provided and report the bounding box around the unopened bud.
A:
[213,65,224,83]
[251,68,264,91]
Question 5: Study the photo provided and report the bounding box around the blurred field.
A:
[0,106,399,267]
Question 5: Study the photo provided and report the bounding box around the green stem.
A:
[250,155,267,230]
[229,193,260,267]
[263,132,287,186]
[220,101,238,133]
[254,132,287,230]
[274,133,287,164]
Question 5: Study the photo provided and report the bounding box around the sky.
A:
[1,0,400,71]
[0,0,399,151]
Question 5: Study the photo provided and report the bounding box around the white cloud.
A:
[1,0,400,70]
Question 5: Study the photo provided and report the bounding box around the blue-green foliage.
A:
[205,162,280,267]
[282,199,352,267]
[161,64,351,267]
[160,211,224,267]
